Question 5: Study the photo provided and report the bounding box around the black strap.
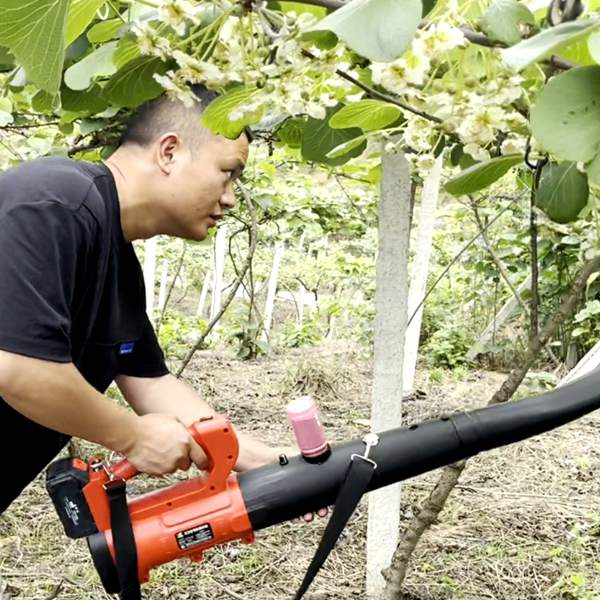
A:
[105,480,142,600]
[293,455,376,600]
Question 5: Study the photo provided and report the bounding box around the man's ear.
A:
[156,132,181,174]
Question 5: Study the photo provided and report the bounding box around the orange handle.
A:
[107,416,237,483]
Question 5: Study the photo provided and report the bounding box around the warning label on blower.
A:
[175,523,214,550]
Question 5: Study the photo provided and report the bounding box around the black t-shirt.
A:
[0,157,169,396]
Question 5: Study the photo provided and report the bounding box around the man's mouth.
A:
[207,214,223,227]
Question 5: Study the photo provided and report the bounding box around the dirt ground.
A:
[1,343,600,600]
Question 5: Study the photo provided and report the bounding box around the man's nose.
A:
[220,182,236,209]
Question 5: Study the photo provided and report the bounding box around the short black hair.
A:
[120,84,220,148]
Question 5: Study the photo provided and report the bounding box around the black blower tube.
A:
[240,369,600,531]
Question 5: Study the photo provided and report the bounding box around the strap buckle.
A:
[350,433,379,469]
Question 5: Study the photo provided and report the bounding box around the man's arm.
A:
[115,373,285,471]
[0,350,195,475]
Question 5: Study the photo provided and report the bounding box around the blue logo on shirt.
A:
[119,342,135,355]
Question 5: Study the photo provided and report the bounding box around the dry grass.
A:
[2,344,600,599]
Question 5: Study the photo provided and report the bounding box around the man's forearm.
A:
[0,350,138,453]
[116,373,284,470]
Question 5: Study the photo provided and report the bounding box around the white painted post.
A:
[297,285,305,324]
[197,270,213,318]
[262,243,285,341]
[157,260,169,313]
[559,340,600,386]
[367,143,411,598]
[143,237,157,320]
[403,154,442,395]
[465,275,532,361]
[210,225,227,323]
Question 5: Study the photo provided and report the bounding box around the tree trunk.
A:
[262,243,285,342]
[382,255,600,599]
[559,340,600,386]
[367,142,412,598]
[177,188,257,377]
[466,275,532,361]
[197,270,213,318]
[143,237,157,321]
[403,154,442,395]
[157,260,168,314]
[210,225,228,324]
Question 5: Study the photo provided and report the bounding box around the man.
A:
[0,87,283,514]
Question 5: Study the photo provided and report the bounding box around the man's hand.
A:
[120,413,195,476]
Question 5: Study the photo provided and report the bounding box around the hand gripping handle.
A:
[108,415,239,490]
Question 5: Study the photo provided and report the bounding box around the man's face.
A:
[160,132,249,240]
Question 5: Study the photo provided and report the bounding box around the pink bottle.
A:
[286,396,331,463]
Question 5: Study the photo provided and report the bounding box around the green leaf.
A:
[79,117,105,136]
[445,154,523,195]
[277,118,305,148]
[104,56,168,108]
[530,66,600,163]
[270,1,327,18]
[32,90,58,113]
[64,41,118,90]
[87,18,122,43]
[325,134,368,159]
[0,0,70,94]
[65,0,105,46]
[0,110,12,126]
[201,86,263,139]
[301,29,338,50]
[329,99,402,131]
[480,0,534,46]
[113,35,140,69]
[587,152,600,187]
[302,106,366,165]
[556,37,596,65]
[61,84,108,115]
[422,0,437,16]
[536,162,589,223]
[0,45,14,69]
[588,30,600,62]
[307,0,422,62]
[501,18,600,71]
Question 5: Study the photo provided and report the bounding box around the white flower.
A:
[422,22,467,53]
[463,143,490,161]
[153,72,196,107]
[416,153,436,173]
[307,102,327,120]
[158,0,202,35]
[319,92,338,107]
[404,117,434,152]
[500,135,526,155]
[173,50,224,85]
[133,22,172,58]
[371,45,430,94]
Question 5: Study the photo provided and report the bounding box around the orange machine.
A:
[47,415,254,594]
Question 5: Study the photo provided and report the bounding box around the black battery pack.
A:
[46,458,98,538]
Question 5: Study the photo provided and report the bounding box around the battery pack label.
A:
[175,523,214,550]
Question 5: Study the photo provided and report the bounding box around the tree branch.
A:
[382,254,600,598]
[472,204,561,367]
[302,49,444,125]
[279,0,344,8]
[175,184,258,377]
[406,196,522,328]
[459,26,576,70]
[155,240,187,335]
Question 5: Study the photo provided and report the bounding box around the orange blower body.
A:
[52,416,254,588]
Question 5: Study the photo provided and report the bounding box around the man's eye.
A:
[224,170,235,180]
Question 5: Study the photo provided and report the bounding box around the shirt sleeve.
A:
[0,201,90,362]
[117,317,170,378]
